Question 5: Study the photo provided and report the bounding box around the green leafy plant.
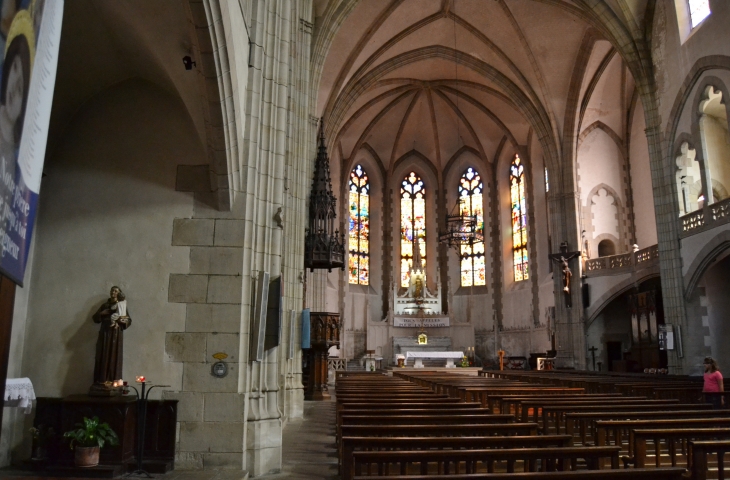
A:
[63,416,119,450]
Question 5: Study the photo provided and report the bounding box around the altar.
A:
[364,235,475,367]
[406,351,463,368]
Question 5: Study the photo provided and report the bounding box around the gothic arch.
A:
[188,0,236,211]
[691,76,730,130]
[341,144,386,205]
[392,149,440,182]
[443,147,488,190]
[578,121,625,157]
[684,230,730,300]
[585,269,662,325]
[584,183,629,252]
[664,56,730,165]
[391,156,440,288]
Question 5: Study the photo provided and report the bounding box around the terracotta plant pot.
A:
[74,446,99,467]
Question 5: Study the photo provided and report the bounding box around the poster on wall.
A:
[0,0,64,285]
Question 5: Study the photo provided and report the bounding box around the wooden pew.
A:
[595,417,730,457]
[339,423,539,470]
[341,435,572,480]
[336,397,461,414]
[540,402,704,434]
[540,400,684,433]
[633,427,730,468]
[496,393,622,415]
[515,397,648,423]
[337,405,486,430]
[465,388,587,408]
[690,439,730,480]
[564,408,720,446]
[340,423,539,439]
[352,467,686,480]
[350,446,621,477]
[338,413,513,443]
[341,414,514,427]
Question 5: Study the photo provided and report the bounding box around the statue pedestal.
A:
[88,383,124,397]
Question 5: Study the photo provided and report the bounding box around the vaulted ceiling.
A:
[315,0,646,174]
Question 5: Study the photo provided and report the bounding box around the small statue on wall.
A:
[89,286,132,395]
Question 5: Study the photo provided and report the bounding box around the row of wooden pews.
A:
[483,369,730,479]
[335,370,685,479]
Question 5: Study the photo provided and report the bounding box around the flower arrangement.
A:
[29,424,55,447]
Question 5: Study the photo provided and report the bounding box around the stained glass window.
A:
[400,172,426,287]
[689,0,711,28]
[511,155,529,281]
[348,165,369,285]
[544,167,549,193]
[459,168,486,287]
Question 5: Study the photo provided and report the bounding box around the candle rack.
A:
[124,379,170,478]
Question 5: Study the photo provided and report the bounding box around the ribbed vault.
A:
[313,0,651,179]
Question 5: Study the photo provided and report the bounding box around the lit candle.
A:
[136,376,146,383]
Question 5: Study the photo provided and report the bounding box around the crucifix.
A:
[548,242,582,308]
[588,346,598,371]
[497,349,505,371]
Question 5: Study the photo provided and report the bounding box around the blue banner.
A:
[301,308,310,349]
[0,0,63,285]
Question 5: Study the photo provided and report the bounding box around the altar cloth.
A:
[405,351,463,359]
[4,377,36,413]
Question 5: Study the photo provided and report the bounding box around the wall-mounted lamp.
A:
[182,55,196,70]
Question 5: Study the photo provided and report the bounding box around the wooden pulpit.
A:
[305,312,340,401]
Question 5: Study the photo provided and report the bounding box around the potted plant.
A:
[63,416,119,467]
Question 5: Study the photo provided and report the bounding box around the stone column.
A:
[547,190,586,370]
[237,0,309,475]
[644,121,688,374]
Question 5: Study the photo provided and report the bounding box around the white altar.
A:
[406,351,463,368]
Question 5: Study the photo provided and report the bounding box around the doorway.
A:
[606,342,622,371]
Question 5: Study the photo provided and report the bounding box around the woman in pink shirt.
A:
[703,357,724,409]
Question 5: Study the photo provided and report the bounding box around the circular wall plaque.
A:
[211,361,228,378]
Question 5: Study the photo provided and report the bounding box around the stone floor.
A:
[1,399,339,480]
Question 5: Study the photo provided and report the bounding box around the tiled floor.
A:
[1,399,339,480]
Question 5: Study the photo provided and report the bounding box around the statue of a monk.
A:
[91,286,131,389]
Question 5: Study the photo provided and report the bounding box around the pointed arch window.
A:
[688,0,711,28]
[511,155,529,281]
[459,168,486,287]
[400,172,426,287]
[348,165,370,285]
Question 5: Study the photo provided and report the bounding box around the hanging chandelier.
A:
[437,3,482,251]
[304,119,345,272]
[438,201,483,250]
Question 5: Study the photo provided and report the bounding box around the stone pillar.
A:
[488,162,504,332]
[547,191,586,370]
[644,121,688,374]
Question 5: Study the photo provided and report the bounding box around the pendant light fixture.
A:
[304,119,345,271]
[438,0,483,251]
